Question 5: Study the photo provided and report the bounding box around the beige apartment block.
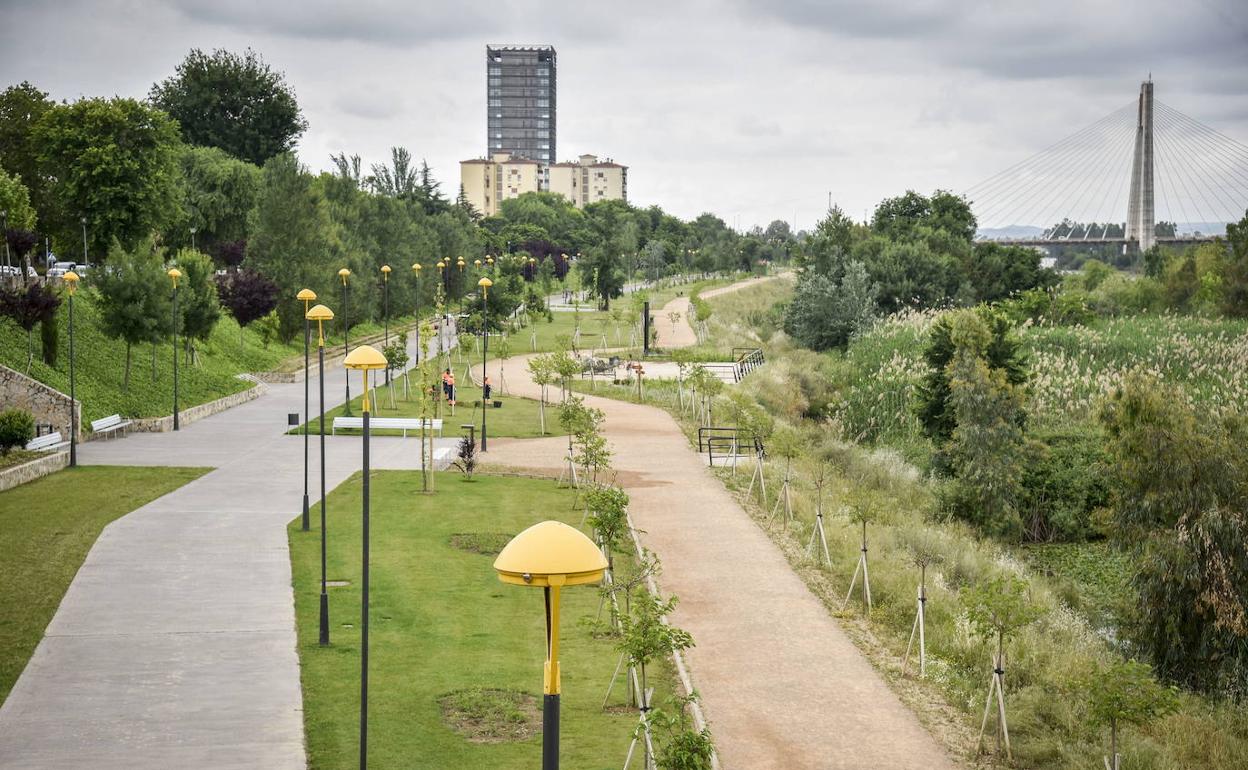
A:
[459,152,543,217]
[549,154,628,208]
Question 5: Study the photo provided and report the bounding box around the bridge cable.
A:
[1155,107,1248,222]
[1156,101,1248,197]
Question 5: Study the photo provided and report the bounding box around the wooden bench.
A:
[91,414,132,438]
[331,417,442,437]
[26,432,69,452]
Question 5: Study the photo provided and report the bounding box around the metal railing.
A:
[697,426,765,466]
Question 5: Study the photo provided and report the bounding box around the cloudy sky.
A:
[2,0,1246,232]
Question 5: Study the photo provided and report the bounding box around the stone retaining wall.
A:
[0,364,80,441]
[0,451,68,492]
[130,382,267,433]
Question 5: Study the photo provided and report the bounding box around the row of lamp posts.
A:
[292,256,596,770]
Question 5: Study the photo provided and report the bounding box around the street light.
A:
[339,268,352,409]
[478,277,493,452]
[343,343,388,770]
[298,288,317,532]
[494,521,607,770]
[64,271,80,467]
[456,257,466,313]
[486,255,495,275]
[168,267,182,431]
[1,209,10,270]
[436,260,447,350]
[411,262,422,367]
[307,303,335,647]
[80,217,88,270]
[190,226,197,252]
[380,264,392,386]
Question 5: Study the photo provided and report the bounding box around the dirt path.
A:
[480,275,959,769]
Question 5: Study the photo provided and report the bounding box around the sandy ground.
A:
[479,274,959,769]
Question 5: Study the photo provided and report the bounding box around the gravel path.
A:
[481,275,959,769]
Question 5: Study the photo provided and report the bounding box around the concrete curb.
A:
[0,451,69,492]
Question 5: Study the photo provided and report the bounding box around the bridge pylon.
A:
[1125,80,1155,252]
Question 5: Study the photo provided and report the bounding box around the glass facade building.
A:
[486,45,556,166]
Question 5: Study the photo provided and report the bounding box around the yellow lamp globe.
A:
[167,267,182,287]
[297,288,317,302]
[381,264,391,279]
[412,262,422,273]
[306,303,334,322]
[493,520,607,588]
[63,271,80,294]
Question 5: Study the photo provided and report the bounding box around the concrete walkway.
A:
[482,275,959,769]
[0,331,458,769]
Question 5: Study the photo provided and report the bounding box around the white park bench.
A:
[26,431,69,452]
[91,414,132,438]
[331,417,442,437]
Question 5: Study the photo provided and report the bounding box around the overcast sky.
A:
[2,0,1246,232]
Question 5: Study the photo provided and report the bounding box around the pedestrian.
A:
[442,368,452,401]
[448,372,456,406]
[483,376,492,402]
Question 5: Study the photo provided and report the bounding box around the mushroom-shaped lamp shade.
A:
[343,344,388,371]
[474,259,482,267]
[436,260,446,269]
[297,288,317,302]
[167,267,182,287]
[381,264,391,278]
[63,271,80,294]
[478,277,493,289]
[306,303,334,322]
[487,255,495,264]
[338,267,351,284]
[529,257,536,264]
[412,262,422,272]
[493,521,607,588]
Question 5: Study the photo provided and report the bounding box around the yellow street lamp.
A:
[478,277,493,452]
[412,263,423,367]
[343,343,388,770]
[474,258,482,269]
[64,271,80,466]
[338,268,352,407]
[297,288,318,532]
[168,268,183,430]
[306,302,335,646]
[380,265,393,384]
[494,521,607,770]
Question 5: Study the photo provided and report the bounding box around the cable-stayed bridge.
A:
[967,81,1248,253]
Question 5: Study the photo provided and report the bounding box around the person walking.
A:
[483,376,492,403]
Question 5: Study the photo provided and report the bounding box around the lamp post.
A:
[487,254,495,276]
[339,268,352,409]
[343,343,388,770]
[168,268,182,430]
[64,271,80,467]
[494,521,607,770]
[437,260,447,355]
[307,303,335,647]
[456,257,466,313]
[298,288,317,531]
[1,209,9,270]
[190,226,197,252]
[80,217,88,268]
[411,263,422,367]
[479,277,492,452]
[380,264,392,385]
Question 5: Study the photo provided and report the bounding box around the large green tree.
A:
[176,145,261,256]
[94,239,173,388]
[247,153,334,340]
[0,82,54,224]
[783,262,877,351]
[34,97,182,259]
[150,48,307,166]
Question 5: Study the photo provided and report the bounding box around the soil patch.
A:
[448,532,513,555]
[438,688,541,743]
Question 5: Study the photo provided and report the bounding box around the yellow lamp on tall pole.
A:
[298,288,317,531]
[64,271,80,467]
[168,267,183,430]
[478,277,493,452]
[339,268,352,409]
[456,257,466,313]
[494,522,607,770]
[380,264,392,385]
[306,303,335,647]
[343,343,387,770]
[411,263,422,367]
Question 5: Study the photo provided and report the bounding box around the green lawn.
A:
[0,287,416,427]
[288,471,670,769]
[0,465,209,703]
[296,375,551,440]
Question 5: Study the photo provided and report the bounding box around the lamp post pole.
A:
[381,265,391,385]
[479,277,492,452]
[65,272,79,467]
[411,263,422,368]
[298,289,316,531]
[308,304,335,646]
[1,210,9,270]
[80,217,88,269]
[339,268,351,408]
[344,345,386,770]
[169,268,182,430]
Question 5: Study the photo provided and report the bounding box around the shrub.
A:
[0,408,35,454]
[1017,425,1112,542]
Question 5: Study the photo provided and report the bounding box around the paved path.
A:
[482,274,958,769]
[0,331,458,769]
